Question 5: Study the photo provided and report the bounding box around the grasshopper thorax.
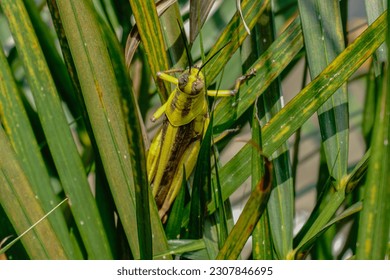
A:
[178,67,205,95]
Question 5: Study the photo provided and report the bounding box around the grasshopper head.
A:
[178,67,205,95]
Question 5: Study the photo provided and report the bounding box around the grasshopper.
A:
[147,54,255,222]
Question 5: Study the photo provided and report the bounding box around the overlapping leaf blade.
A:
[1,0,112,259]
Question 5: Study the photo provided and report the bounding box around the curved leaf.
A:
[1,0,112,259]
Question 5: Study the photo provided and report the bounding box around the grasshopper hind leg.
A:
[158,139,201,222]
[147,128,163,183]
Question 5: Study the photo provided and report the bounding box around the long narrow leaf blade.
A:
[0,128,68,259]
[210,10,386,227]
[204,0,269,83]
[262,11,386,157]
[189,0,216,44]
[298,0,348,183]
[356,59,390,259]
[54,0,140,258]
[0,43,74,258]
[1,0,112,259]
[216,159,272,260]
[213,15,303,132]
[128,0,170,100]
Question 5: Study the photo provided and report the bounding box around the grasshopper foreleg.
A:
[207,68,257,96]
[157,69,184,85]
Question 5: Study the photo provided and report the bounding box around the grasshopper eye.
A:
[178,74,189,90]
[192,79,204,94]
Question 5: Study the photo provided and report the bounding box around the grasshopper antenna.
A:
[198,41,231,74]
[177,19,193,71]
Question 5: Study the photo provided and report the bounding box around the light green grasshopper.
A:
[147,58,255,222]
